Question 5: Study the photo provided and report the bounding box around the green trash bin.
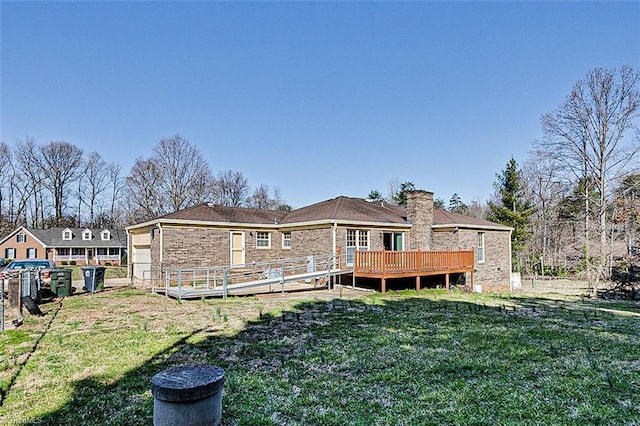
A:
[51,268,73,297]
[81,266,106,293]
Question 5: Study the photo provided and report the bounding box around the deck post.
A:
[381,278,386,293]
[415,275,420,291]
[445,273,450,291]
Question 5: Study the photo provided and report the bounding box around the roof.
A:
[128,197,511,232]
[5,227,128,248]
[280,197,408,224]
[161,203,289,225]
[433,209,513,230]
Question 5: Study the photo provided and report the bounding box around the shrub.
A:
[69,260,77,266]
[105,262,112,267]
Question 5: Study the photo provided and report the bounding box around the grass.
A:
[0,288,639,425]
[60,265,127,281]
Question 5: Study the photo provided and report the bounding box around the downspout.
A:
[126,229,133,286]
[157,222,164,268]
[509,229,513,292]
[332,221,338,289]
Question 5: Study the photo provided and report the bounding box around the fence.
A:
[1,269,45,332]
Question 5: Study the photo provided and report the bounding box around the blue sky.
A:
[2,1,639,209]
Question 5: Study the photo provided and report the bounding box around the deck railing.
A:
[354,250,475,276]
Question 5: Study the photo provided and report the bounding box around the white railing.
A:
[143,253,348,300]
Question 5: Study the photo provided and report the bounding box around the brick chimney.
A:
[406,190,434,250]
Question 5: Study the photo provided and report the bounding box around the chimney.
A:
[406,190,434,250]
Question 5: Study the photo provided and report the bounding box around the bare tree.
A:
[246,184,285,209]
[125,135,214,221]
[540,66,640,294]
[33,141,84,225]
[80,152,110,226]
[14,138,49,226]
[107,162,125,227]
[212,170,249,207]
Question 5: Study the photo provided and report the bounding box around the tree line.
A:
[368,66,640,293]
[0,134,288,236]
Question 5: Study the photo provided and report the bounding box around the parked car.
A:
[0,259,57,284]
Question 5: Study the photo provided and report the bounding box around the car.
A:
[0,259,57,284]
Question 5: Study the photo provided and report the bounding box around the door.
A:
[133,246,151,280]
[230,232,245,266]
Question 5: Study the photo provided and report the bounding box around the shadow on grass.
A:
[23,290,640,425]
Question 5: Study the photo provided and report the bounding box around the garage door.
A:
[132,245,151,281]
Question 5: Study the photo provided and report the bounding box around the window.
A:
[62,229,73,240]
[72,248,85,256]
[56,248,70,256]
[82,230,92,240]
[26,248,37,259]
[282,232,292,249]
[109,248,119,256]
[5,248,16,259]
[16,233,27,243]
[256,232,271,249]
[383,232,404,251]
[346,229,370,266]
[101,230,111,241]
[97,248,107,256]
[476,232,485,264]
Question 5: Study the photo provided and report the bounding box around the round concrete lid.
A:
[152,365,225,402]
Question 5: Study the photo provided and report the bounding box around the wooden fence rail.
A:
[354,250,475,292]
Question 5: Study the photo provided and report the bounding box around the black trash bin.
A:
[51,268,73,297]
[81,266,106,293]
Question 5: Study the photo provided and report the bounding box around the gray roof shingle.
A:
[146,197,510,230]
[29,228,127,248]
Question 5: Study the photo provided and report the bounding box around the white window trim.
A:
[346,229,370,266]
[477,232,486,264]
[101,230,111,241]
[256,232,271,249]
[16,233,27,243]
[282,232,292,249]
[82,229,93,241]
[62,229,73,240]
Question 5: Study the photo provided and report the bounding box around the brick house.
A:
[127,191,513,289]
[0,226,127,266]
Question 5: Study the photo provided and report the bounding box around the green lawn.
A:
[1,288,639,425]
[58,265,127,281]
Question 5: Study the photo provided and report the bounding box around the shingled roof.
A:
[135,197,510,230]
[433,209,512,230]
[161,203,289,224]
[280,197,408,224]
[23,227,127,248]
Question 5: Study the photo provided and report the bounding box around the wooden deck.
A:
[354,250,475,292]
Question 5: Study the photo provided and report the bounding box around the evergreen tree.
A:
[487,157,535,271]
[393,182,415,207]
[367,189,383,201]
[434,198,446,210]
[448,193,468,214]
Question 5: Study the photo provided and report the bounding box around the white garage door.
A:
[132,245,151,281]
